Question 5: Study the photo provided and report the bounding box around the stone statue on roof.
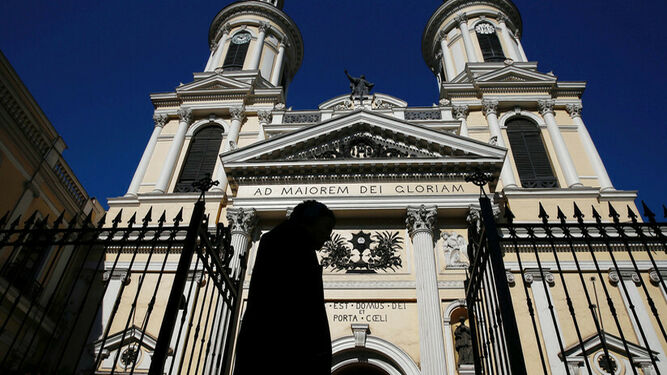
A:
[345,70,374,100]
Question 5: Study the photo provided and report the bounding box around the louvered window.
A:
[223,32,251,71]
[506,118,558,188]
[475,23,506,62]
[174,126,223,192]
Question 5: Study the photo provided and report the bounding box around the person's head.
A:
[289,200,335,249]
[360,75,366,79]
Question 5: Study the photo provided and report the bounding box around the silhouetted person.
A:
[233,200,335,375]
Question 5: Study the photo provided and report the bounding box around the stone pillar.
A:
[439,30,456,81]
[497,14,520,61]
[249,22,269,71]
[455,14,477,63]
[270,40,286,86]
[538,100,582,188]
[523,269,564,374]
[566,104,613,191]
[609,269,667,373]
[482,99,517,188]
[153,107,192,193]
[206,24,231,71]
[256,110,272,141]
[227,207,258,279]
[406,205,447,375]
[514,30,528,61]
[453,105,469,137]
[126,114,167,197]
[211,107,245,193]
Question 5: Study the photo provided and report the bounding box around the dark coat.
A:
[233,220,332,374]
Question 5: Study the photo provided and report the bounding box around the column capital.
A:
[453,105,469,120]
[226,207,258,236]
[438,29,448,42]
[222,23,231,35]
[406,205,437,237]
[496,13,509,25]
[258,21,270,33]
[153,113,168,128]
[177,107,193,124]
[229,106,246,121]
[523,268,555,286]
[609,268,640,285]
[566,104,583,119]
[481,99,499,116]
[537,99,556,116]
[454,13,468,25]
[103,269,130,284]
[257,110,272,124]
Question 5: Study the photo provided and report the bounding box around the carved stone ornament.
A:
[371,98,394,110]
[228,140,238,150]
[229,106,246,122]
[334,99,355,111]
[441,231,469,268]
[258,21,270,33]
[481,99,499,116]
[566,104,583,119]
[319,230,403,273]
[649,268,666,284]
[257,110,273,124]
[153,113,168,128]
[406,205,437,237]
[453,105,469,119]
[506,270,516,286]
[274,102,286,110]
[454,13,468,25]
[438,29,448,42]
[466,208,481,233]
[103,269,130,285]
[352,324,370,348]
[439,98,451,106]
[537,99,556,116]
[497,13,510,25]
[226,207,258,236]
[177,107,193,124]
[475,23,496,35]
[282,130,440,161]
[608,269,640,285]
[489,136,498,146]
[523,269,555,286]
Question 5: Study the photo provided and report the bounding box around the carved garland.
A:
[319,230,403,273]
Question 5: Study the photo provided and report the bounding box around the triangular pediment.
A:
[177,74,252,92]
[477,65,557,83]
[92,325,163,359]
[560,331,658,362]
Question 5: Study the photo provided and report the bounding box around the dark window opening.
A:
[223,31,251,71]
[174,126,223,192]
[506,118,558,188]
[475,23,506,62]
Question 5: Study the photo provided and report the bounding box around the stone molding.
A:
[649,268,667,284]
[453,105,469,120]
[258,21,270,33]
[103,269,130,284]
[351,324,370,348]
[454,13,468,25]
[523,268,555,286]
[608,268,641,285]
[406,205,437,237]
[506,270,516,286]
[226,207,258,236]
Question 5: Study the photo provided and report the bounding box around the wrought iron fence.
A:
[466,196,667,375]
[0,182,246,375]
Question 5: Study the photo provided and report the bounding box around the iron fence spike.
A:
[9,214,21,229]
[641,201,656,223]
[627,205,638,223]
[591,206,602,223]
[174,207,184,224]
[158,210,167,226]
[24,210,38,228]
[556,207,567,223]
[112,209,123,227]
[0,211,9,227]
[573,202,585,221]
[128,212,137,227]
[142,207,153,226]
[607,202,620,223]
[67,213,79,228]
[96,213,107,228]
[538,202,549,222]
[503,201,515,222]
[53,210,66,229]
[83,210,93,226]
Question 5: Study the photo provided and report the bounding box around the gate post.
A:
[149,199,205,375]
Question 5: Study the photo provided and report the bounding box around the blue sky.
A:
[1,0,665,215]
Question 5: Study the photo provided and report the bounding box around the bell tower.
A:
[422,0,526,84]
[204,0,302,91]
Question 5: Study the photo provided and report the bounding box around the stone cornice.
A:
[208,1,303,78]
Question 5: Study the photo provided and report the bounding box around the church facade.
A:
[97,0,667,374]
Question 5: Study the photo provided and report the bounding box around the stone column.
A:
[566,104,613,191]
[523,269,565,374]
[406,205,447,375]
[153,107,192,193]
[439,30,456,81]
[455,14,477,63]
[514,30,528,61]
[610,269,667,373]
[256,110,272,141]
[497,14,520,61]
[206,24,231,71]
[249,22,269,71]
[126,114,167,197]
[227,207,258,279]
[538,100,582,188]
[211,106,245,193]
[270,40,286,86]
[453,105,469,137]
[482,99,517,188]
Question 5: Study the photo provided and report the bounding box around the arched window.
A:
[475,22,505,62]
[174,126,223,192]
[506,118,558,188]
[223,31,251,71]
